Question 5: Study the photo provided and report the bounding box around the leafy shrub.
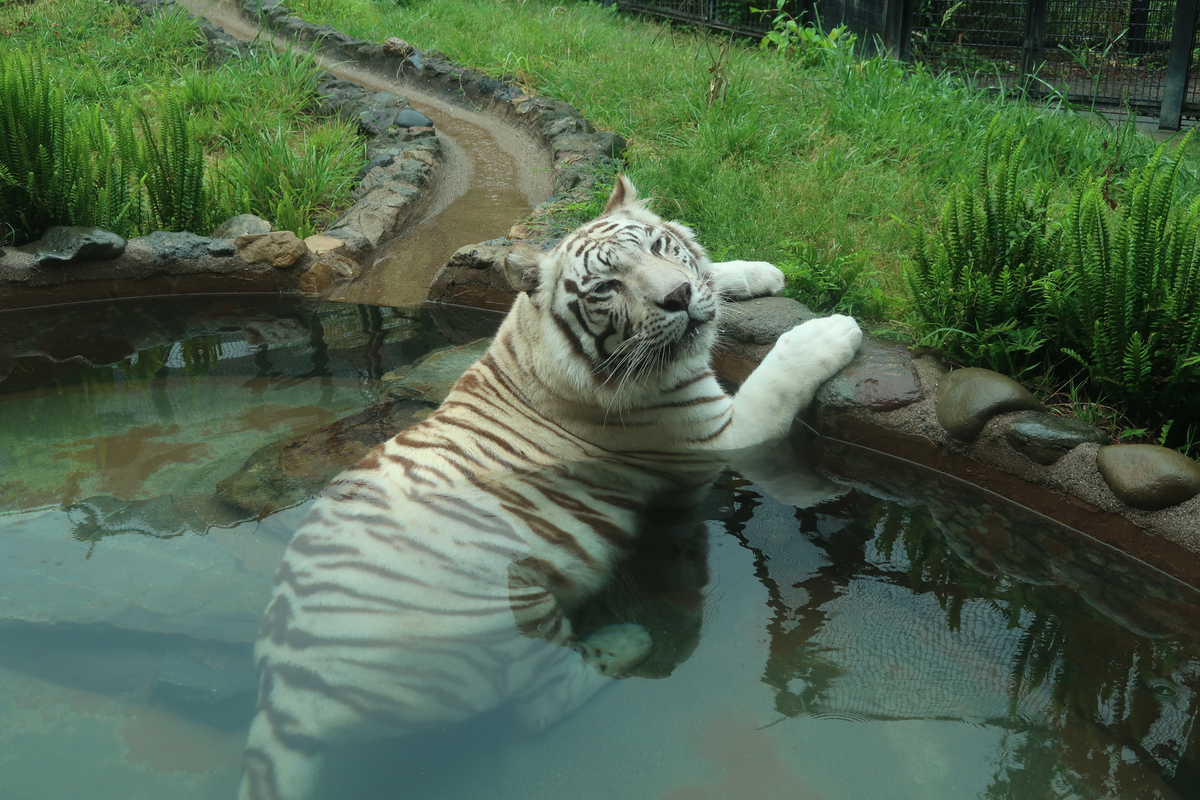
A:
[1047,135,1200,428]
[752,1,855,67]
[904,122,1061,375]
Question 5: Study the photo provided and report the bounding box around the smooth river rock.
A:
[1005,413,1110,465]
[34,226,127,265]
[720,296,814,346]
[817,337,923,411]
[1096,444,1200,510]
[936,367,1042,441]
[212,213,271,238]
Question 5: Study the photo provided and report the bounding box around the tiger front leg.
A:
[706,314,862,451]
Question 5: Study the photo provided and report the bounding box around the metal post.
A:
[1019,0,1050,93]
[884,0,915,61]
[1160,0,1199,131]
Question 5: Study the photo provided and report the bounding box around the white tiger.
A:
[239,175,862,800]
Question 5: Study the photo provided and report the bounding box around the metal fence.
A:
[609,0,1200,128]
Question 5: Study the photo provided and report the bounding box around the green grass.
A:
[281,0,1197,304]
[0,0,365,241]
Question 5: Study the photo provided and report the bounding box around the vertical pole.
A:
[1128,0,1151,56]
[1160,0,1199,131]
[1019,0,1050,93]
[883,0,914,60]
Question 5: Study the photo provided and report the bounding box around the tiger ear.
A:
[603,174,639,215]
[504,245,544,293]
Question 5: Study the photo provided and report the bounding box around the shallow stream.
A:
[1,295,1196,800]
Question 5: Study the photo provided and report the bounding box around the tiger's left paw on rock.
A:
[578,623,651,678]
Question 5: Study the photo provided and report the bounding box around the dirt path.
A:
[182,0,554,307]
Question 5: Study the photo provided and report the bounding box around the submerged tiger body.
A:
[241,176,862,800]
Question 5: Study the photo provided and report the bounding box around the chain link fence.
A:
[607,0,1200,127]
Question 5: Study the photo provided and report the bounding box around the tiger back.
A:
[240,175,863,800]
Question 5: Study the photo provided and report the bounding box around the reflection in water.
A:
[0,298,1198,800]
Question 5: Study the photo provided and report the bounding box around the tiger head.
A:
[504,176,718,402]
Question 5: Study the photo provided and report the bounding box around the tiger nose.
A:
[658,282,692,313]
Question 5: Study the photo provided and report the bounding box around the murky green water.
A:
[0,295,1196,800]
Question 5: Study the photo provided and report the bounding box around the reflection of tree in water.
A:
[721,458,1200,799]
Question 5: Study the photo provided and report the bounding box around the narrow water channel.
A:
[182,0,554,308]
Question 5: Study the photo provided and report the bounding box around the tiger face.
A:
[505,177,718,392]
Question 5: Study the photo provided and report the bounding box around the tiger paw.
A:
[707,260,786,299]
[778,314,862,382]
[578,623,652,678]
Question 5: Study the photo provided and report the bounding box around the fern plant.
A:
[139,94,210,233]
[904,121,1061,375]
[1051,133,1200,427]
[0,49,89,244]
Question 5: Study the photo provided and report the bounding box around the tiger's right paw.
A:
[578,624,651,678]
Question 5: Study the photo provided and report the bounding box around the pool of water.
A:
[0,295,1196,800]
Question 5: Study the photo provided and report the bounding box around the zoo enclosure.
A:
[609,0,1200,128]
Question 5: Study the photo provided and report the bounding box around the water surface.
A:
[0,295,1196,800]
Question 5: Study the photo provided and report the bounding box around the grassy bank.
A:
[285,0,1194,302]
[0,0,365,242]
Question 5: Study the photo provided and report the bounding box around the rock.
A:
[384,339,491,405]
[383,37,414,58]
[817,337,923,411]
[303,234,346,255]
[1097,444,1200,510]
[298,261,333,294]
[236,231,308,268]
[402,126,436,142]
[428,242,519,311]
[139,230,217,261]
[34,226,126,266]
[395,108,433,128]
[353,152,395,182]
[358,107,397,136]
[1005,413,1110,465]
[216,400,428,517]
[212,214,271,238]
[0,506,286,643]
[720,297,814,346]
[936,368,1043,441]
[152,650,258,729]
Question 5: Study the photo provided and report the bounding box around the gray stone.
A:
[1005,413,1109,465]
[211,213,271,238]
[936,367,1042,441]
[817,337,923,411]
[0,506,287,642]
[354,152,395,182]
[1097,444,1200,510]
[207,239,237,257]
[720,296,815,345]
[385,339,492,405]
[358,107,397,136]
[395,107,433,128]
[34,226,126,266]
[428,242,519,311]
[140,230,215,261]
[152,650,258,729]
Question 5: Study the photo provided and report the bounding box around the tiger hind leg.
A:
[512,623,651,731]
[239,708,326,800]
